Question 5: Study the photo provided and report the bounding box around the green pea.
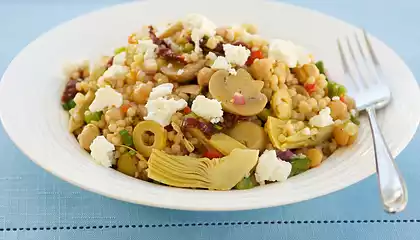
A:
[119,129,134,147]
[182,43,194,53]
[337,85,347,96]
[84,111,103,124]
[62,99,76,111]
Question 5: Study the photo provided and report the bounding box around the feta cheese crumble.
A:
[137,40,158,60]
[206,52,217,61]
[102,65,129,79]
[89,86,123,112]
[148,83,174,100]
[255,150,292,184]
[309,107,334,128]
[143,83,186,126]
[268,39,311,68]
[183,14,217,53]
[211,56,231,70]
[191,95,223,123]
[210,56,237,75]
[112,51,126,65]
[89,136,115,167]
[331,96,340,101]
[144,97,187,127]
[223,44,251,66]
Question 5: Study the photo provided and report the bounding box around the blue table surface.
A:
[1,0,420,239]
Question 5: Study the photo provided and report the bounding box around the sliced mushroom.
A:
[208,69,268,116]
[158,21,183,39]
[228,121,268,152]
[175,84,201,95]
[160,60,206,82]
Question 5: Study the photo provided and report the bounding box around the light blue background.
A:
[0,0,419,239]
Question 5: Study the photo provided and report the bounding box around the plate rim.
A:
[0,0,419,211]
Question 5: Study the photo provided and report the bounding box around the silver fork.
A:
[337,30,407,213]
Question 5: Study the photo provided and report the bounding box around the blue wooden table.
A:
[0,0,419,239]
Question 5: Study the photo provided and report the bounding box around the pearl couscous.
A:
[61,14,359,190]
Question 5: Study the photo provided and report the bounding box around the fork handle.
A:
[366,106,408,213]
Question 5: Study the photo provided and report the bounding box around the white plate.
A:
[0,0,419,211]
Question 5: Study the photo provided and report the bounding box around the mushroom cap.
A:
[160,60,206,83]
[209,68,268,116]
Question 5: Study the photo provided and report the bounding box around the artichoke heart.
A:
[148,148,259,190]
[265,116,333,149]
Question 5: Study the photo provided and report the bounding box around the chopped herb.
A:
[84,111,103,124]
[119,129,134,147]
[62,99,76,111]
[128,150,137,156]
[289,156,311,177]
[315,61,326,74]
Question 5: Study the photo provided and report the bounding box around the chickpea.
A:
[333,123,358,146]
[307,148,323,168]
[132,82,153,104]
[342,95,356,110]
[328,100,349,120]
[197,67,214,87]
[303,63,320,78]
[105,107,124,123]
[77,124,100,150]
[249,58,274,81]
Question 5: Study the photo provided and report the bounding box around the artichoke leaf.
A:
[265,116,333,149]
[148,148,259,190]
